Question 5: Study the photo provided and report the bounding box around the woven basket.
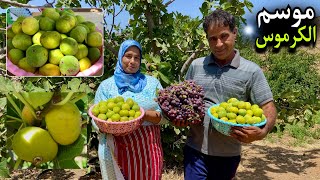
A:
[207,104,267,136]
[88,104,145,136]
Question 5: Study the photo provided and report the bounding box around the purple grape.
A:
[156,80,205,125]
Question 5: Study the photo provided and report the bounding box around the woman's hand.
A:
[142,110,162,124]
[171,119,189,128]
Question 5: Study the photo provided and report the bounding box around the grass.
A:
[285,124,310,140]
[269,122,320,147]
[162,167,184,180]
[264,133,277,143]
[311,127,320,139]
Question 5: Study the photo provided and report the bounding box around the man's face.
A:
[207,25,237,62]
[122,46,141,74]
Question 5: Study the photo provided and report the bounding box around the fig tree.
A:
[21,92,54,110]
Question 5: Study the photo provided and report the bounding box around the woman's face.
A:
[122,46,141,74]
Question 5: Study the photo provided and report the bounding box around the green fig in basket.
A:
[220,117,228,121]
[246,109,253,116]
[116,101,124,108]
[12,33,32,51]
[252,116,262,124]
[98,114,107,120]
[236,115,246,124]
[251,104,259,110]
[26,45,48,68]
[122,103,131,111]
[91,106,100,116]
[75,44,88,60]
[99,104,108,114]
[237,101,246,109]
[253,108,263,117]
[128,110,136,117]
[213,97,267,125]
[8,48,24,65]
[107,102,116,110]
[18,57,36,73]
[111,114,121,122]
[21,17,39,35]
[227,112,237,120]
[132,104,140,111]
[119,109,129,117]
[245,102,252,110]
[88,47,101,64]
[228,119,237,124]
[227,98,238,103]
[219,102,229,109]
[106,111,115,119]
[113,106,121,114]
[120,117,129,122]
[114,96,125,103]
[245,115,255,124]
[134,111,142,118]
[95,96,142,122]
[238,109,247,116]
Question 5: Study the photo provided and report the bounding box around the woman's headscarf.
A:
[114,39,147,95]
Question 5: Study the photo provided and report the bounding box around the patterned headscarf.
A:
[114,40,147,94]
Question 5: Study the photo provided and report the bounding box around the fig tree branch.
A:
[180,42,205,79]
[177,44,183,52]
[115,5,124,17]
[70,92,87,104]
[144,2,160,55]
[164,0,176,7]
[0,66,5,71]
[0,54,5,60]
[13,157,22,170]
[5,93,22,118]
[108,3,116,38]
[0,47,5,54]
[53,91,74,106]
[0,0,40,8]
[105,40,117,56]
[43,0,55,7]
[107,3,125,38]
[6,115,23,122]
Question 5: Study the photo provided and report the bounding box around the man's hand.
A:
[230,126,268,143]
[171,119,189,128]
[230,100,277,143]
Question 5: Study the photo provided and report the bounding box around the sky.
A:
[2,0,320,36]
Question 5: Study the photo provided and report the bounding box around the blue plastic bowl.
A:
[207,104,267,136]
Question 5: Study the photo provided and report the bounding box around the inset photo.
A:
[6,8,104,77]
[5,91,89,170]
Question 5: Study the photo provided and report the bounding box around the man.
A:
[180,9,277,180]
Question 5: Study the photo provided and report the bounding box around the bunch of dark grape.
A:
[156,80,205,125]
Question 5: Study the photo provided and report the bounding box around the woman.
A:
[93,39,166,180]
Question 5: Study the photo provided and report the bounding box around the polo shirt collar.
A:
[206,49,240,68]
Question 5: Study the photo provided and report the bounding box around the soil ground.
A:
[7,133,320,180]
